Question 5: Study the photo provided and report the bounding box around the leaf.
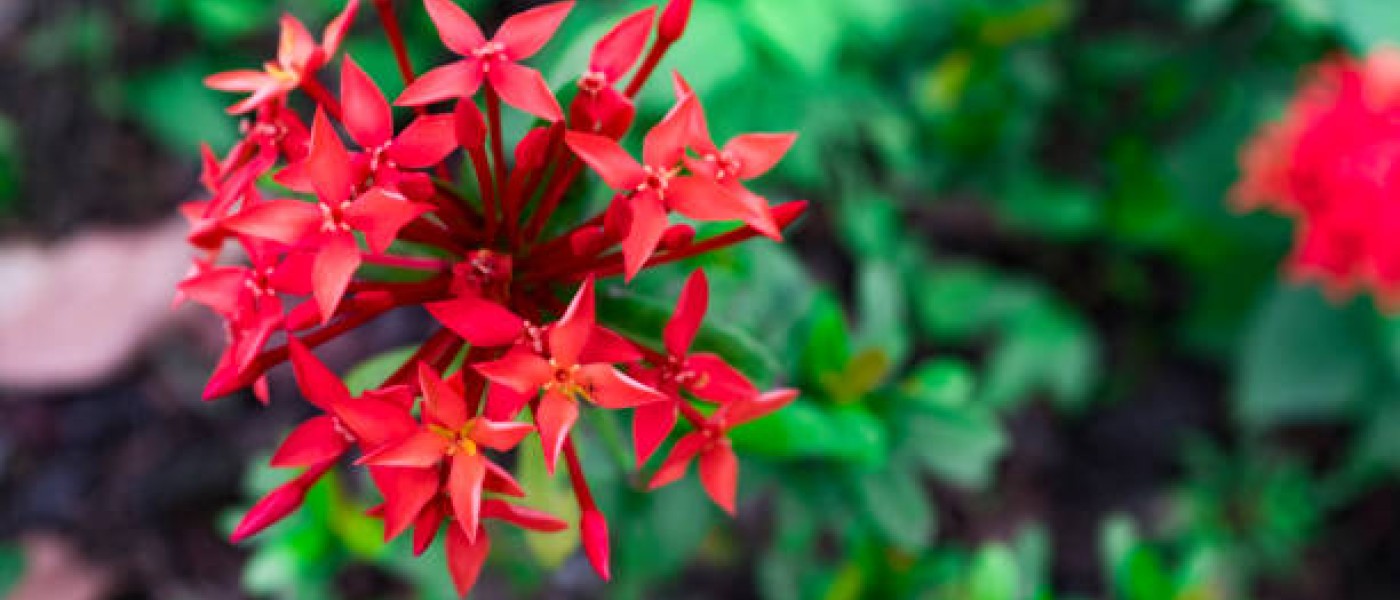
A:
[980,302,1100,411]
[741,0,841,76]
[515,438,580,568]
[1335,0,1400,51]
[1235,286,1375,428]
[342,346,418,395]
[825,405,890,466]
[854,260,910,370]
[900,403,1007,490]
[820,348,890,403]
[854,458,933,551]
[800,292,853,389]
[729,399,842,459]
[968,544,1021,600]
[902,359,977,409]
[125,58,238,154]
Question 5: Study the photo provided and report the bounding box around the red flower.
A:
[1234,49,1400,306]
[206,0,359,114]
[397,0,572,121]
[186,0,802,594]
[648,389,798,514]
[475,277,664,471]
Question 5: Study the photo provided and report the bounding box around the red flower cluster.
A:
[179,0,803,594]
[1233,49,1400,305]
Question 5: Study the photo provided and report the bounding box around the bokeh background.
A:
[3,0,1400,598]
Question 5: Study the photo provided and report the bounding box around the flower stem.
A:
[372,0,417,86]
[485,85,508,243]
[360,253,453,271]
[299,77,344,121]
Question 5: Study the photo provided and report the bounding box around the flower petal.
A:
[590,7,655,80]
[449,452,487,540]
[643,95,696,168]
[621,191,669,280]
[725,388,799,425]
[471,419,534,451]
[647,432,703,489]
[358,429,450,468]
[698,442,738,514]
[632,399,678,465]
[419,362,468,429]
[370,466,441,541]
[578,365,665,409]
[664,269,708,356]
[494,1,574,60]
[474,347,552,394]
[565,131,645,190]
[341,56,394,148]
[395,60,483,107]
[726,132,797,180]
[684,353,758,404]
[548,276,596,366]
[482,499,567,532]
[581,508,612,581]
[270,415,351,467]
[312,232,362,323]
[345,188,432,255]
[287,337,352,411]
[424,0,487,55]
[220,199,320,245]
[386,114,458,168]
[535,389,579,473]
[305,110,356,205]
[426,295,525,348]
[487,61,563,122]
[445,521,490,597]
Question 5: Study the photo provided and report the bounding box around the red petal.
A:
[632,400,678,465]
[658,0,693,43]
[177,266,247,315]
[278,14,319,69]
[726,132,797,179]
[684,353,758,403]
[647,433,703,489]
[484,382,531,421]
[387,114,458,168]
[270,415,351,467]
[643,95,696,168]
[287,337,352,411]
[424,0,487,55]
[335,395,420,449]
[319,0,359,57]
[482,500,567,532]
[535,390,578,473]
[426,295,525,348]
[580,325,644,364]
[667,176,772,235]
[411,499,446,553]
[591,7,655,80]
[665,269,708,356]
[548,276,596,367]
[312,232,362,323]
[471,419,534,451]
[418,362,469,430]
[371,466,441,541]
[454,98,487,149]
[359,429,450,467]
[345,188,431,254]
[725,388,799,425]
[494,1,574,60]
[474,347,552,394]
[230,463,330,543]
[581,508,612,580]
[484,460,526,497]
[205,70,274,92]
[448,453,487,540]
[341,57,394,148]
[306,110,356,205]
[621,191,669,280]
[565,131,645,190]
[445,521,490,596]
[487,62,562,122]
[220,199,320,245]
[699,443,738,515]
[578,365,664,409]
[395,60,483,107]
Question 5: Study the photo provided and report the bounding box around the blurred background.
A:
[2,0,1400,598]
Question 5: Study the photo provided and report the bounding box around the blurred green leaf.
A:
[855,458,933,551]
[125,59,238,154]
[1236,286,1376,427]
[1335,0,1400,51]
[741,0,841,76]
[903,359,977,409]
[968,544,1021,600]
[515,437,581,568]
[981,303,1100,411]
[855,260,911,370]
[342,345,416,395]
[801,292,854,387]
[900,402,1007,490]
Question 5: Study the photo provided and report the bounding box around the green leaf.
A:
[729,399,842,459]
[821,348,891,403]
[741,0,841,76]
[855,260,911,370]
[188,0,273,42]
[902,359,977,409]
[800,292,853,388]
[1235,286,1376,428]
[855,459,933,551]
[901,403,1007,490]
[125,59,238,154]
[968,544,1021,600]
[0,545,21,597]
[342,346,417,395]
[826,405,890,466]
[1335,0,1400,51]
[981,303,1100,411]
[515,438,580,568]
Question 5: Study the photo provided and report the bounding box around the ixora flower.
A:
[1233,49,1400,306]
[183,0,802,595]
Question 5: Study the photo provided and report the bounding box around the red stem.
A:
[522,159,583,242]
[624,41,673,98]
[562,437,599,510]
[372,0,417,86]
[360,253,452,271]
[299,78,343,121]
[485,86,508,244]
